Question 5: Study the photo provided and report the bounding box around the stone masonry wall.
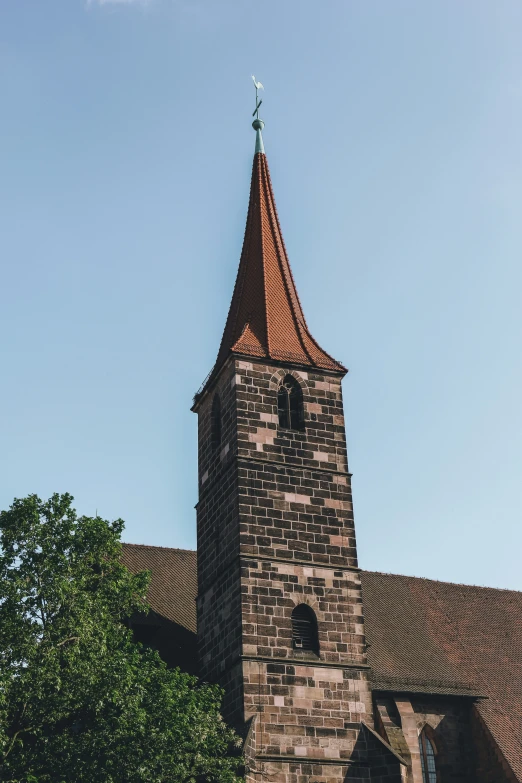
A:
[196,358,244,724]
[377,696,476,783]
[195,357,375,780]
[409,696,474,782]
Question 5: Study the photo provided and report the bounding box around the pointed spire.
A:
[210,120,346,380]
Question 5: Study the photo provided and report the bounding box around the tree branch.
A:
[56,636,80,647]
[3,725,34,760]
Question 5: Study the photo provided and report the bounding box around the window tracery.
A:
[277,375,304,430]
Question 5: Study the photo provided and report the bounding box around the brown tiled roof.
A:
[361,571,522,781]
[120,545,522,781]
[121,544,197,633]
[213,151,345,377]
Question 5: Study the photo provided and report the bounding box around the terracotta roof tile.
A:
[121,544,197,633]
[213,151,345,379]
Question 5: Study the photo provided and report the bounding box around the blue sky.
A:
[1,0,521,589]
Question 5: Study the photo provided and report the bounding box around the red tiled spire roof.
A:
[213,125,346,377]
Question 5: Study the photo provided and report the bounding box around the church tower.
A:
[193,117,375,782]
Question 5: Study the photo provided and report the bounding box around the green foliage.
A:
[0,493,242,783]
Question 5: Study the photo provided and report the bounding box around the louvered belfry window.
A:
[277,375,304,431]
[291,604,319,654]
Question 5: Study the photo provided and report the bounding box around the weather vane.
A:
[252,75,264,119]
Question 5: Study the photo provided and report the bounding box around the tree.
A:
[0,493,242,783]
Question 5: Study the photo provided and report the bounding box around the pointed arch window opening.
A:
[278,375,305,431]
[291,604,319,655]
[419,729,438,783]
[211,394,222,451]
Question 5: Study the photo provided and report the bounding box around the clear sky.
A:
[1,0,521,590]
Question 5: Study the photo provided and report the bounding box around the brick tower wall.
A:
[195,357,375,781]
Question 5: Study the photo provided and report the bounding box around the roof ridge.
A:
[362,570,522,595]
[259,154,271,359]
[261,155,314,367]
[122,542,196,555]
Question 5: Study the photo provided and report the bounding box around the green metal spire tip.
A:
[252,118,265,154]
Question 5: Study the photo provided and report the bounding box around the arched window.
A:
[277,375,304,431]
[419,729,438,783]
[211,393,222,450]
[291,604,319,655]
